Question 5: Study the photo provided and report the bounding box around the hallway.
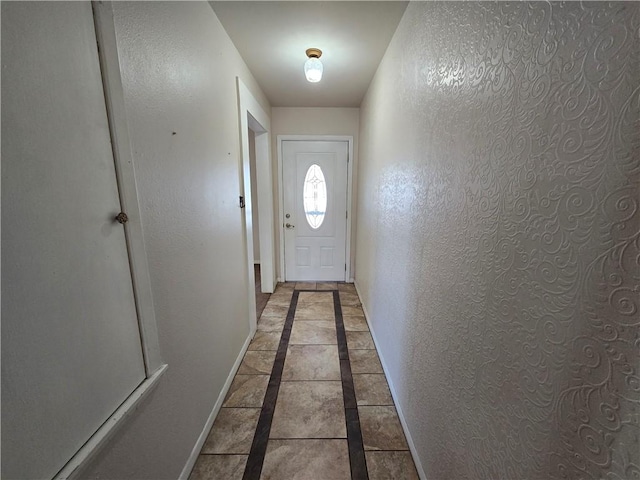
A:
[2,1,638,479]
[189,283,419,479]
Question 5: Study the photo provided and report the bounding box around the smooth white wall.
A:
[249,130,260,263]
[271,107,359,279]
[83,3,270,478]
[356,2,639,479]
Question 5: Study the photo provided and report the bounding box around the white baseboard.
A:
[354,281,428,480]
[178,332,254,480]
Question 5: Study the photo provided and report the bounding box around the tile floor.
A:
[189,282,419,480]
[254,265,270,319]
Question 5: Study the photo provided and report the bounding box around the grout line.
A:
[242,290,299,480]
[198,453,251,456]
[221,405,265,407]
[334,290,369,480]
[278,379,342,383]
[267,436,349,441]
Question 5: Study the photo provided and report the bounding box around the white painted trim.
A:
[345,138,354,282]
[255,131,274,292]
[277,138,286,280]
[57,365,168,480]
[276,135,354,282]
[237,78,275,335]
[354,281,428,480]
[93,1,163,374]
[178,333,253,480]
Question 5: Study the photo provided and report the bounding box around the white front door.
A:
[282,140,348,281]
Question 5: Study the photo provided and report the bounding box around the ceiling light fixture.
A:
[304,48,323,83]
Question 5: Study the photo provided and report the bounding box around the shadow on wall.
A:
[356,2,640,479]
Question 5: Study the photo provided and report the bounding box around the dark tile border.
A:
[242,288,368,479]
[242,291,299,479]
[334,290,369,480]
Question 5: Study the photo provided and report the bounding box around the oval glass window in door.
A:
[303,164,327,229]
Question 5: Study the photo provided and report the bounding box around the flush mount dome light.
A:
[304,48,323,83]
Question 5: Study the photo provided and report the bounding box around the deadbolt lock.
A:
[285,213,291,218]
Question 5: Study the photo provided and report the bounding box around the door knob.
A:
[115,212,129,224]
[286,223,295,229]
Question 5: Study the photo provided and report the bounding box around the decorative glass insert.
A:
[303,164,327,229]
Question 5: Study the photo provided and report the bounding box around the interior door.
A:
[1,3,146,478]
[282,140,348,281]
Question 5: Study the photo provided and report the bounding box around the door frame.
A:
[237,78,275,335]
[277,135,354,282]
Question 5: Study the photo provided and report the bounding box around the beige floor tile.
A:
[339,292,361,306]
[297,291,334,304]
[346,331,375,349]
[294,302,336,320]
[237,350,276,375]
[343,315,369,331]
[248,331,281,351]
[337,283,357,293]
[260,439,350,480]
[282,345,340,381]
[189,454,247,480]
[270,381,345,438]
[350,349,384,373]
[295,282,316,290]
[316,282,338,290]
[260,304,289,319]
[256,316,286,332]
[366,451,420,480]
[342,305,365,316]
[290,321,337,345]
[359,406,408,451]
[274,282,295,293]
[201,408,260,454]
[266,293,293,307]
[353,374,393,405]
[222,375,269,407]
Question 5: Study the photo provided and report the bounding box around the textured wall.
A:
[356,2,639,479]
[83,3,270,478]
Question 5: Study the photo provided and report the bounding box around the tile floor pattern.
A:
[190,283,419,480]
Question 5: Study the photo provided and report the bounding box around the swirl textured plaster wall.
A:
[355,2,639,479]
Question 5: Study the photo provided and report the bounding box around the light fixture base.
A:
[305,48,322,59]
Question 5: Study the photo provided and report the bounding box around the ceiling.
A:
[210,1,409,107]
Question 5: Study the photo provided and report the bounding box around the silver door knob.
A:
[286,223,295,229]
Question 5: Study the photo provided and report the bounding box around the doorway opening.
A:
[238,78,275,334]
[248,129,270,318]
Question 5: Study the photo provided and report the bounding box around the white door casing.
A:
[238,78,274,336]
[282,140,349,281]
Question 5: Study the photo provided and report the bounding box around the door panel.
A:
[1,3,146,478]
[283,141,348,281]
